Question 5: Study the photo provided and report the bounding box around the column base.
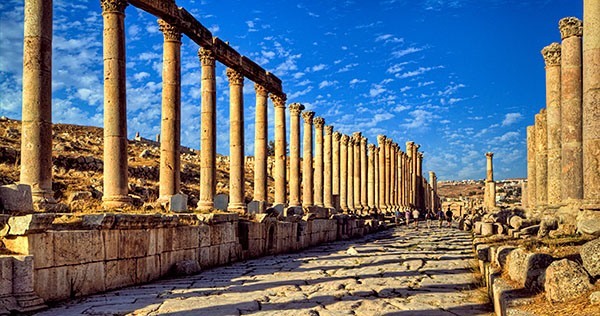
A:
[102,195,132,209]
[227,203,247,215]
[196,200,215,212]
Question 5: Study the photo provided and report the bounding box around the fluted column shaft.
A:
[332,132,341,209]
[226,68,246,212]
[101,0,131,208]
[560,17,584,202]
[535,110,548,210]
[583,1,600,208]
[313,117,325,207]
[360,137,368,210]
[377,136,386,211]
[340,135,349,211]
[197,47,217,210]
[20,0,54,205]
[158,20,182,202]
[254,84,269,204]
[302,111,315,208]
[527,125,537,212]
[288,103,304,207]
[324,126,334,208]
[271,94,287,206]
[347,137,355,211]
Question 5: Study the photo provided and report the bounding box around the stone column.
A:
[417,151,424,211]
[398,151,404,207]
[367,144,376,211]
[406,142,415,208]
[324,126,334,209]
[332,131,341,209]
[485,152,496,209]
[101,0,131,208]
[377,135,387,211]
[429,171,437,212]
[253,84,269,206]
[302,111,315,208]
[340,135,349,212]
[360,136,368,211]
[559,17,584,203]
[288,103,305,207]
[527,125,537,213]
[347,136,355,212]
[541,42,562,208]
[270,94,287,206]
[374,147,380,210]
[352,132,362,211]
[390,143,397,210]
[20,0,54,205]
[197,47,217,211]
[583,0,600,211]
[226,68,246,213]
[313,117,325,207]
[158,20,182,204]
[535,110,548,211]
[384,139,392,211]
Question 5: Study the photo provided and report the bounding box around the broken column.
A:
[197,47,217,211]
[270,94,287,206]
[302,111,315,208]
[313,117,325,208]
[101,0,131,208]
[253,84,269,209]
[324,125,334,209]
[226,68,246,213]
[20,0,55,206]
[485,152,496,210]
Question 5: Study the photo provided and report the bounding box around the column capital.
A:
[270,93,287,108]
[255,83,269,97]
[325,125,333,135]
[384,138,392,145]
[289,102,305,115]
[377,135,386,145]
[348,136,355,146]
[418,152,424,159]
[302,111,315,124]
[226,68,244,86]
[333,131,341,141]
[158,19,182,42]
[368,143,376,151]
[541,42,561,67]
[361,136,367,145]
[559,17,583,39]
[313,117,325,128]
[341,134,349,145]
[351,131,362,141]
[486,152,494,158]
[101,0,128,13]
[198,47,215,66]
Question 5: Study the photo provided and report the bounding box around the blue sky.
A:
[0,0,582,180]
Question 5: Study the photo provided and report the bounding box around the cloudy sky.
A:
[0,0,582,180]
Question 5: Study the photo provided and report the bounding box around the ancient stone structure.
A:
[360,136,368,212]
[288,103,304,208]
[313,117,325,208]
[270,94,287,207]
[347,135,355,212]
[377,135,387,212]
[352,132,362,211]
[302,111,315,208]
[226,68,245,213]
[323,125,334,209]
[526,125,537,214]
[332,131,341,209]
[253,84,269,210]
[339,135,349,212]
[484,152,496,210]
[535,110,548,213]
[197,47,217,211]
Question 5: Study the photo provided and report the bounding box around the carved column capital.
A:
[100,0,128,13]
[361,136,367,145]
[325,125,333,135]
[368,143,376,152]
[313,117,325,128]
[559,17,583,39]
[486,152,494,158]
[226,68,244,86]
[541,42,561,67]
[289,102,305,115]
[198,47,215,66]
[341,135,349,145]
[255,83,269,97]
[384,138,392,145]
[352,132,362,142]
[158,19,181,42]
[302,111,315,124]
[377,135,386,145]
[333,131,341,141]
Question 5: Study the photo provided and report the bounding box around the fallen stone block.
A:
[580,237,600,278]
[506,248,554,291]
[544,259,593,302]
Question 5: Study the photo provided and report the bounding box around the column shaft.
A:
[352,132,361,211]
[377,136,386,211]
[324,126,334,208]
[526,125,537,213]
[288,103,304,207]
[226,68,246,212]
[332,132,341,209]
[340,135,349,211]
[254,84,269,204]
[302,111,315,208]
[360,137,368,210]
[197,47,216,210]
[535,110,548,210]
[347,137,355,211]
[271,94,287,206]
[367,144,376,210]
[313,117,325,207]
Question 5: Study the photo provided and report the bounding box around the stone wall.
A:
[0,213,382,304]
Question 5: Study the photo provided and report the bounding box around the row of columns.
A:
[18,0,441,215]
[527,2,600,220]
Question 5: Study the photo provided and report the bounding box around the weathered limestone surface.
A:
[535,110,548,212]
[526,125,537,213]
[226,68,246,213]
[270,94,287,206]
[339,135,349,212]
[197,47,217,211]
[288,103,304,207]
[377,136,386,212]
[302,111,315,208]
[36,227,489,316]
[313,117,325,207]
[323,126,333,209]
[253,84,269,206]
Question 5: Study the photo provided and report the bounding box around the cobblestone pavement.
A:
[37,225,492,316]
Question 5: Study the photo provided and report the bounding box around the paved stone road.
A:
[37,225,492,316]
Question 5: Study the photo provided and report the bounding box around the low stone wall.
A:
[0,213,383,306]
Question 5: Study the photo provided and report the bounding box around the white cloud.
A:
[396,66,443,79]
[319,80,337,89]
[493,131,520,143]
[349,78,367,85]
[501,112,522,126]
[369,84,387,97]
[392,47,424,58]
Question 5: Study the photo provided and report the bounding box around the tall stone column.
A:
[485,152,496,209]
[406,141,415,208]
[313,117,325,207]
[226,68,246,213]
[340,135,349,212]
[253,84,269,207]
[288,103,305,207]
[526,125,537,213]
[352,132,362,211]
[583,0,600,211]
[302,111,315,208]
[417,151,424,211]
[559,17,584,203]
[374,147,380,210]
[390,143,397,210]
[377,135,387,211]
[158,20,182,204]
[20,0,54,205]
[398,150,403,207]
[324,126,334,209]
[101,0,131,208]
[541,43,562,208]
[347,136,355,211]
[535,110,548,212]
[360,136,368,211]
[271,94,287,206]
[367,144,376,211]
[429,171,437,212]
[197,47,217,211]
[332,131,341,209]
[384,139,392,211]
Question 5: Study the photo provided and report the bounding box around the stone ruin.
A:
[0,0,444,313]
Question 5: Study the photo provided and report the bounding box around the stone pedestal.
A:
[288,103,304,207]
[313,117,325,207]
[302,111,315,208]
[324,126,334,209]
[197,47,217,211]
[101,0,131,208]
[270,94,287,206]
[158,20,183,205]
[226,68,246,213]
[254,84,269,208]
